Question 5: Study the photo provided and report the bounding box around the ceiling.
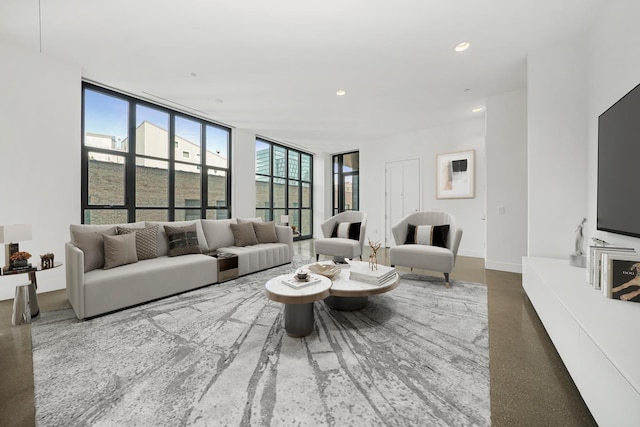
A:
[0,0,609,153]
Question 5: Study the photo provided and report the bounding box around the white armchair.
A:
[314,211,367,261]
[389,211,462,287]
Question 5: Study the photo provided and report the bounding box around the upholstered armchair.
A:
[389,211,462,287]
[314,211,367,261]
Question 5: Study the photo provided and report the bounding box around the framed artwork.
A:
[436,149,475,199]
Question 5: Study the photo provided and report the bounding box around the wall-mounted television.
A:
[597,82,640,238]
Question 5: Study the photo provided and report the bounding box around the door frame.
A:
[385,158,422,247]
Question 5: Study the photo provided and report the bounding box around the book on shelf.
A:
[347,261,397,286]
[281,275,321,290]
[601,252,640,302]
[589,246,635,290]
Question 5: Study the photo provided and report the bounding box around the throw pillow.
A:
[253,221,278,244]
[116,225,159,260]
[72,227,116,272]
[230,222,259,247]
[103,233,139,270]
[331,222,361,241]
[405,224,450,248]
[164,224,202,257]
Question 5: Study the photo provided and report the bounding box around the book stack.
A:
[347,261,397,286]
[282,275,321,290]
[588,245,635,290]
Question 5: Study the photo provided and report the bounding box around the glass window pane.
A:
[301,209,311,236]
[288,180,299,208]
[175,167,200,208]
[206,125,229,169]
[301,154,311,181]
[290,210,300,234]
[333,174,339,210]
[274,209,286,226]
[175,116,201,164]
[208,169,227,208]
[288,151,299,179]
[302,182,311,208]
[273,146,286,177]
[136,158,168,207]
[84,89,129,152]
[255,209,271,221]
[88,152,125,205]
[136,210,168,222]
[274,177,286,208]
[83,209,127,225]
[175,209,201,221]
[256,140,270,174]
[344,175,353,210]
[256,175,271,208]
[352,174,359,211]
[343,152,359,172]
[135,104,169,159]
[206,209,230,220]
[333,155,339,174]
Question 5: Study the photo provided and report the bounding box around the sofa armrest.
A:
[275,226,294,261]
[65,242,86,319]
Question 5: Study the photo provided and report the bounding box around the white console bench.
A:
[522,257,640,427]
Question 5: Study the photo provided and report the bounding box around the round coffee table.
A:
[264,274,332,337]
[307,261,400,311]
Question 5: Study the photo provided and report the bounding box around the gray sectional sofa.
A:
[65,218,293,319]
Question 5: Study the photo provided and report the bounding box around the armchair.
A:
[389,211,462,287]
[314,211,367,262]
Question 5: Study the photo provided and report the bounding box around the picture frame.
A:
[436,149,475,199]
[601,252,640,302]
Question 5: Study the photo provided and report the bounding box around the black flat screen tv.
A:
[597,82,640,238]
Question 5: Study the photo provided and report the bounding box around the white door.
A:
[385,158,421,247]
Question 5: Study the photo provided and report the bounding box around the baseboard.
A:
[484,260,522,274]
[457,249,484,259]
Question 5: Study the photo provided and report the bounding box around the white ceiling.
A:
[1,0,609,153]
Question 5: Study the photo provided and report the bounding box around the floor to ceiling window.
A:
[255,138,313,240]
[333,151,359,214]
[82,83,231,224]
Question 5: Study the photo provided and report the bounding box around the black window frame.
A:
[333,151,359,214]
[81,82,232,223]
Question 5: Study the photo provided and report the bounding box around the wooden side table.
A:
[2,262,62,325]
[205,251,239,282]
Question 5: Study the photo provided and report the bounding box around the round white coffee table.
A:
[264,274,332,337]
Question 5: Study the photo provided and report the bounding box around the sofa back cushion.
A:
[201,218,237,251]
[71,227,116,272]
[237,217,263,224]
[145,220,208,256]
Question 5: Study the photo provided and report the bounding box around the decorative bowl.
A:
[308,263,341,279]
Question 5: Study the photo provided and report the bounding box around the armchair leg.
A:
[444,273,450,288]
[316,254,319,261]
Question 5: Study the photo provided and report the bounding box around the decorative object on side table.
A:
[40,253,55,269]
[0,223,32,270]
[569,218,587,268]
[9,251,32,270]
[368,239,381,270]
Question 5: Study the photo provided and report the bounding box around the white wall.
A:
[527,34,589,258]
[0,41,81,300]
[313,152,332,238]
[360,118,486,258]
[485,89,528,273]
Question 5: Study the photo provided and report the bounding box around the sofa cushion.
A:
[116,225,159,260]
[331,222,361,241]
[146,220,208,256]
[70,222,145,240]
[201,218,237,251]
[230,222,259,246]
[253,221,278,244]
[237,217,263,224]
[164,224,202,257]
[405,224,449,248]
[71,227,116,273]
[103,233,139,269]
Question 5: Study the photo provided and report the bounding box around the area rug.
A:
[31,261,490,426]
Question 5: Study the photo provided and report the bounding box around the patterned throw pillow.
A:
[116,225,159,260]
[331,222,361,241]
[405,224,450,248]
[164,224,202,257]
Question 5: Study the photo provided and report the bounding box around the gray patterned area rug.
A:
[31,261,490,426]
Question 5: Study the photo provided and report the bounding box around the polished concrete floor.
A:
[0,241,597,426]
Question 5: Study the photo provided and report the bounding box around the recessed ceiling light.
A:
[190,72,197,77]
[472,107,483,113]
[215,99,224,103]
[454,42,470,52]
[336,89,346,96]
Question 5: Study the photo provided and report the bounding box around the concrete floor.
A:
[0,241,596,426]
